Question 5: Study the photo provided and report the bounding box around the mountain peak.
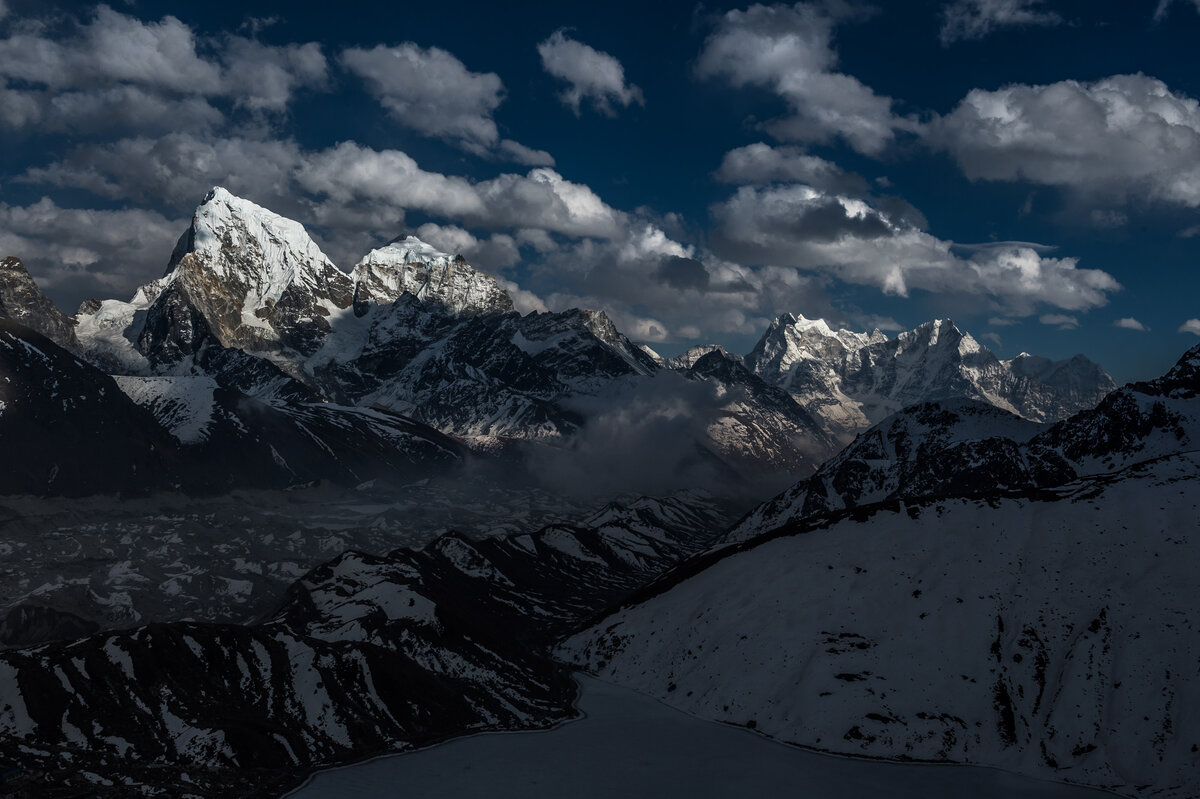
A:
[351,239,513,315]
[0,256,79,351]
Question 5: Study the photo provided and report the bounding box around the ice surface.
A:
[288,675,1112,799]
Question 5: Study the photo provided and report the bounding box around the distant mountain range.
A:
[0,189,1195,797]
[0,187,1116,497]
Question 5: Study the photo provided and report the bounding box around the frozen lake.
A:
[289,675,1117,799]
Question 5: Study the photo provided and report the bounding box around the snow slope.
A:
[565,452,1200,798]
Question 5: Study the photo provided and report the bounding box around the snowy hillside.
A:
[565,453,1200,798]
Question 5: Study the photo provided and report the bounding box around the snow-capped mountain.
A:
[4,187,1117,495]
[745,314,1115,441]
[729,342,1200,542]
[351,237,514,315]
[563,344,1200,799]
[0,493,733,797]
[64,187,834,479]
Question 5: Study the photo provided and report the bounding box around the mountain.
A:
[64,187,834,482]
[0,319,182,496]
[730,342,1200,542]
[4,187,1116,495]
[0,316,461,496]
[562,344,1200,799]
[0,493,734,797]
[744,314,1115,442]
[350,237,514,315]
[0,256,79,350]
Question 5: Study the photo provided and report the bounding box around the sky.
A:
[2,0,1200,382]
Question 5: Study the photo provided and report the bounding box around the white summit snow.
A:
[351,237,514,315]
[171,187,344,325]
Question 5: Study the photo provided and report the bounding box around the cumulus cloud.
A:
[0,6,328,132]
[714,142,868,194]
[1179,318,1200,336]
[0,198,182,311]
[1114,317,1148,331]
[1040,313,1079,329]
[537,30,643,116]
[696,2,909,155]
[710,183,1119,315]
[341,43,551,164]
[939,0,1062,45]
[928,74,1200,208]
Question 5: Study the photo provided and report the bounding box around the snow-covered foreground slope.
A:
[564,452,1200,798]
[290,675,1112,799]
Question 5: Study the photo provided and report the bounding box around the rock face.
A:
[351,237,513,315]
[0,256,79,350]
[745,314,1116,441]
[727,344,1200,542]
[148,186,355,358]
[564,345,1200,799]
[0,318,461,496]
[0,493,733,797]
[0,319,182,496]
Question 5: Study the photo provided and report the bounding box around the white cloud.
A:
[1154,0,1200,22]
[928,74,1200,208]
[1040,313,1079,329]
[0,6,328,133]
[412,223,521,269]
[1179,318,1200,336]
[342,43,549,164]
[0,6,221,92]
[497,139,556,167]
[714,142,867,194]
[341,43,502,153]
[0,1,9,23]
[710,183,1119,315]
[695,3,908,155]
[940,0,1062,45]
[219,38,327,112]
[0,198,182,310]
[1114,317,1148,331]
[495,278,550,315]
[537,30,643,116]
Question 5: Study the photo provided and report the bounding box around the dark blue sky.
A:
[2,0,1199,381]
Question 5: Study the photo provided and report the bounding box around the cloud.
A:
[695,2,909,155]
[1179,318,1200,336]
[1114,317,1148,331]
[710,183,1120,314]
[494,278,549,315]
[0,6,328,133]
[714,142,868,194]
[523,372,738,498]
[1040,313,1079,329]
[411,223,521,270]
[1154,0,1200,21]
[341,42,549,164]
[0,198,182,311]
[537,30,643,116]
[219,38,328,112]
[497,139,556,167]
[928,74,1200,208]
[939,0,1062,45]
